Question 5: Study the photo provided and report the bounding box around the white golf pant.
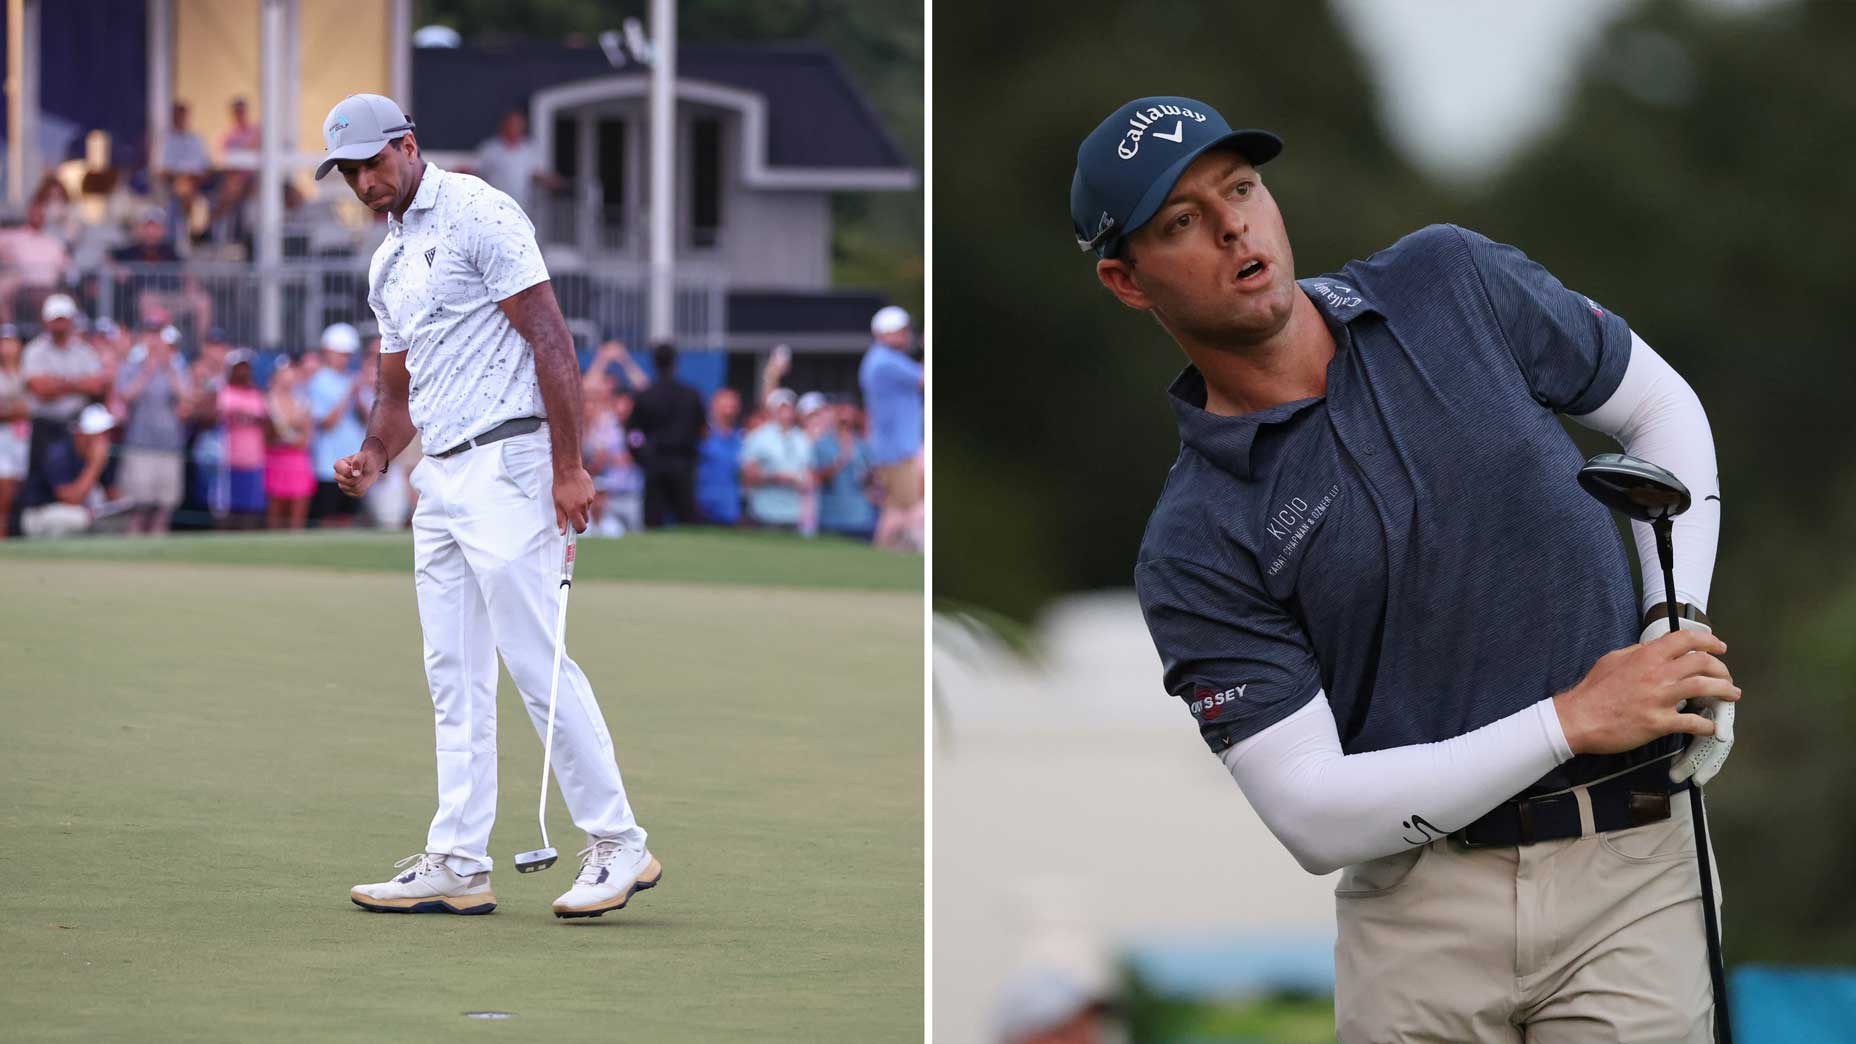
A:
[408,425,642,875]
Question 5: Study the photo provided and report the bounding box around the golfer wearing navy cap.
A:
[1076,97,1738,1041]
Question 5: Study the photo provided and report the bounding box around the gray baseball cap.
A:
[316,94,416,180]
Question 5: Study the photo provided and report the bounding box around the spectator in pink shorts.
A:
[208,351,267,527]
[264,356,315,529]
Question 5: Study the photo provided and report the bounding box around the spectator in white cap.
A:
[795,391,832,537]
[741,387,813,530]
[18,403,117,538]
[112,321,195,534]
[993,968,1120,1044]
[798,390,830,431]
[21,294,108,505]
[307,321,367,527]
[23,295,103,422]
[859,304,924,550]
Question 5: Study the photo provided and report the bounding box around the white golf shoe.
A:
[552,837,662,919]
[350,853,496,915]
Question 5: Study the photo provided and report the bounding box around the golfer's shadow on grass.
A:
[555,913,674,929]
[341,908,677,928]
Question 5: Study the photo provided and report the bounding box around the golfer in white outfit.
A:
[320,93,661,919]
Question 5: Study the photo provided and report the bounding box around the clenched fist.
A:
[334,444,388,498]
[552,464,595,534]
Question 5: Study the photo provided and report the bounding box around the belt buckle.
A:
[1458,792,1551,849]
[1455,803,1521,849]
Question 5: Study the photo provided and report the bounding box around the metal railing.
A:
[66,260,726,352]
[532,193,629,253]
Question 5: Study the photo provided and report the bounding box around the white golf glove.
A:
[1641,615,1735,785]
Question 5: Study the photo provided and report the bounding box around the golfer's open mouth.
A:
[1235,258,1268,285]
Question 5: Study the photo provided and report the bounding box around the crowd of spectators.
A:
[0,293,405,539]
[0,297,923,551]
[0,87,925,543]
[2,94,561,304]
[0,95,375,347]
[570,304,922,547]
[0,93,926,549]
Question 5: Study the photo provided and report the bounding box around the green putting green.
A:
[0,536,922,1042]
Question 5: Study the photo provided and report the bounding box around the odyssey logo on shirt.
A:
[1190,683,1248,720]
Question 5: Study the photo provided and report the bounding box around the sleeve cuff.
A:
[1535,697,1575,764]
[489,270,551,304]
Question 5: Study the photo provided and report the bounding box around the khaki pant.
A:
[876,453,923,509]
[117,448,185,509]
[1335,791,1723,1043]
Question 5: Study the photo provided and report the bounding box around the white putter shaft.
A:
[515,528,577,873]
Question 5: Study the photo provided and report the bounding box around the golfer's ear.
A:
[1097,257,1151,311]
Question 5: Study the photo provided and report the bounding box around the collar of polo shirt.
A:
[1165,277,1385,480]
[389,163,448,226]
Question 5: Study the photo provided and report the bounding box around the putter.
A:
[1578,452,1732,1044]
[514,528,578,874]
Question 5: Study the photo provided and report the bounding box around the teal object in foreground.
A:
[1731,965,1856,1043]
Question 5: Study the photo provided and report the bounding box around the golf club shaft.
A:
[1656,521,1680,633]
[1691,787,1731,1042]
[1655,520,1731,1042]
[537,569,571,851]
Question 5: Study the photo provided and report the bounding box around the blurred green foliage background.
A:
[937,0,1855,969]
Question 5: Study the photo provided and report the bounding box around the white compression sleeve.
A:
[1220,693,1574,875]
[1569,332,1720,614]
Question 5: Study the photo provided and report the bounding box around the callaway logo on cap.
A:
[315,93,416,180]
[1070,95,1282,258]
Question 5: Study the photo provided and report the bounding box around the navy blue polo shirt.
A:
[1135,223,1679,797]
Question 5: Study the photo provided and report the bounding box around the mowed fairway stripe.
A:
[0,557,922,1043]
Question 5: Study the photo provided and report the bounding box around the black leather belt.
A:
[432,416,544,459]
[1455,758,1687,848]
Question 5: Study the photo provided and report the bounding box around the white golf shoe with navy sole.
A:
[350,853,497,915]
[552,837,662,919]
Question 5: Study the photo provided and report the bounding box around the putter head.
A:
[1577,453,1691,522]
[513,847,558,873]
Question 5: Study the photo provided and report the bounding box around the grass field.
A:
[0,532,922,1042]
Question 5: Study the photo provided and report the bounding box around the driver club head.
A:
[513,847,558,873]
[1577,452,1691,523]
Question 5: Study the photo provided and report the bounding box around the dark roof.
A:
[727,290,888,335]
[411,42,908,170]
